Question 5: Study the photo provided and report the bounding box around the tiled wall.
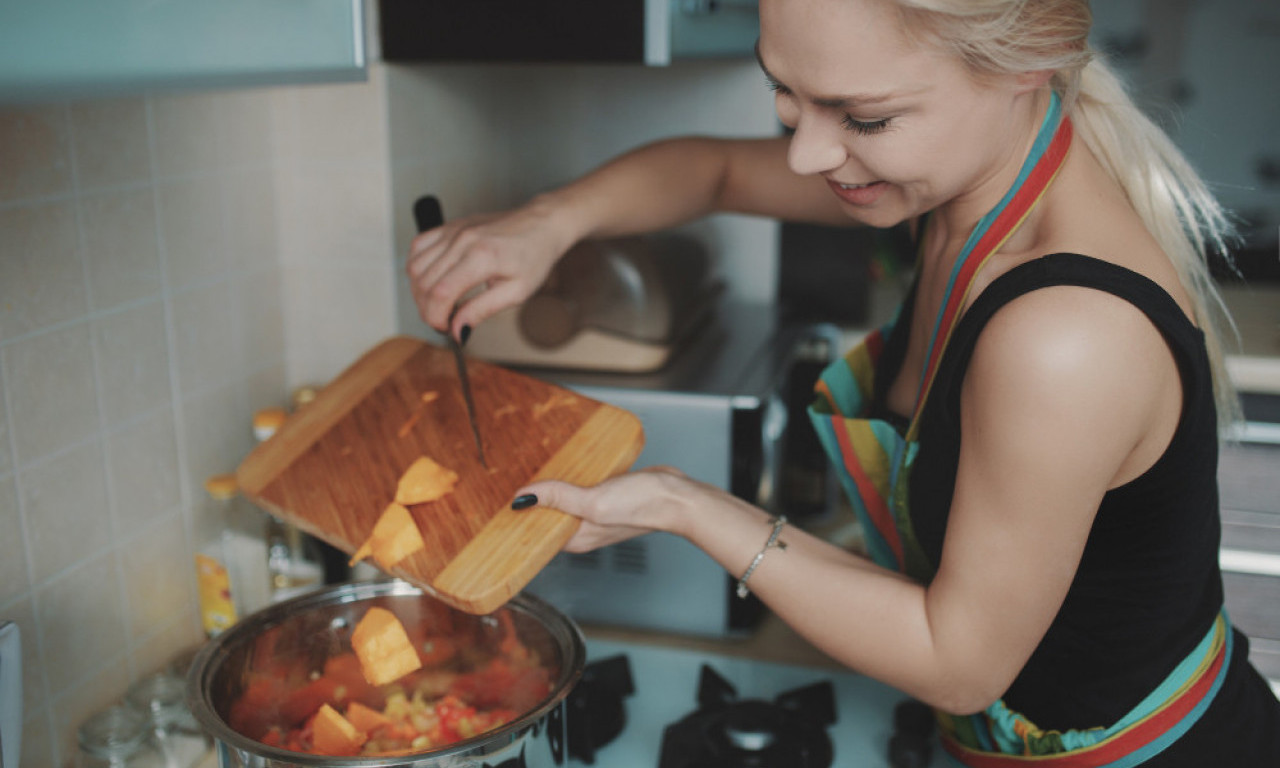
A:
[0,66,394,767]
[1,52,775,767]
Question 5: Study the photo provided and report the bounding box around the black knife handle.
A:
[413,195,444,233]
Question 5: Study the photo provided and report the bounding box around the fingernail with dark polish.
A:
[459,324,472,346]
[511,494,538,510]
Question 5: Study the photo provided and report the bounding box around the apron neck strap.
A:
[906,93,1073,440]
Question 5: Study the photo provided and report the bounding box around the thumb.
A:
[509,479,589,517]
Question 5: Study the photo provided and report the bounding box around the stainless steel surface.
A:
[186,580,585,767]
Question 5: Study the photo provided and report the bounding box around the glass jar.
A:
[125,674,211,768]
[252,408,324,601]
[76,706,164,768]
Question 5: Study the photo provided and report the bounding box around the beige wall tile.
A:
[106,408,181,537]
[129,608,203,679]
[170,281,239,395]
[36,551,127,697]
[236,267,285,372]
[19,441,112,586]
[276,167,391,266]
[82,187,163,312]
[245,363,289,416]
[180,382,254,511]
[273,70,386,167]
[0,374,11,476]
[0,596,45,717]
[0,106,73,204]
[3,324,99,465]
[0,476,29,605]
[156,177,230,292]
[151,93,226,179]
[0,201,88,342]
[92,300,172,427]
[224,170,277,272]
[283,263,395,387]
[218,89,274,168]
[120,513,193,643]
[69,98,151,190]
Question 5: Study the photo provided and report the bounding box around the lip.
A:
[826,178,888,206]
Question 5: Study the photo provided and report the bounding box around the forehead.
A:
[757,0,945,93]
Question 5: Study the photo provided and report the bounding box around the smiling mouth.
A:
[837,181,879,189]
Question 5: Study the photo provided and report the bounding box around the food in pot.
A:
[227,605,554,758]
[395,456,459,505]
[353,607,423,686]
[349,503,425,570]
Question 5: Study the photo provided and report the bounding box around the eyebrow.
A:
[753,39,919,109]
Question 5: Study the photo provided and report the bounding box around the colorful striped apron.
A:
[806,93,1230,766]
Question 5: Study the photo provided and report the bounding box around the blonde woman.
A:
[407,1,1280,764]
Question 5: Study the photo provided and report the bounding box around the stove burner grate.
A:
[658,663,836,768]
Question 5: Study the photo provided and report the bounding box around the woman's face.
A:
[758,0,1034,228]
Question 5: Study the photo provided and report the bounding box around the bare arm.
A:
[527,286,1182,712]
[406,136,847,335]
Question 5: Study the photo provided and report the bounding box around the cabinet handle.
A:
[1220,548,1280,578]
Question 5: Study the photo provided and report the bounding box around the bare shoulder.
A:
[964,280,1182,485]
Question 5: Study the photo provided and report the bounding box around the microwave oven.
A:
[523,301,842,638]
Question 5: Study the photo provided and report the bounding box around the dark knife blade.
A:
[414,195,487,467]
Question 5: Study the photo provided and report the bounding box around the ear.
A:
[1013,69,1054,94]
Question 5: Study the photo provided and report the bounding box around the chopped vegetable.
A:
[394,456,459,505]
[345,701,391,733]
[311,703,367,756]
[349,503,426,570]
[352,606,423,686]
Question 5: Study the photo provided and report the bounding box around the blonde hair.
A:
[889,0,1242,425]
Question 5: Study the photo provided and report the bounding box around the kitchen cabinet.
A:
[0,0,365,103]
[378,0,759,66]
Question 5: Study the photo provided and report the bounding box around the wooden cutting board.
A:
[236,335,644,615]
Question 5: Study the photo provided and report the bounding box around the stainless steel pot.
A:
[186,579,585,767]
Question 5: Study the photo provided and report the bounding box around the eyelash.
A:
[766,79,892,136]
[842,115,892,136]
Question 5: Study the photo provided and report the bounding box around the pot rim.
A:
[185,579,585,766]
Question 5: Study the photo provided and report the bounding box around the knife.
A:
[413,195,487,467]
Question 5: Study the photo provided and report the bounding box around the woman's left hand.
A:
[514,467,708,553]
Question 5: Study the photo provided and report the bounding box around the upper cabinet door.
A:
[0,0,366,103]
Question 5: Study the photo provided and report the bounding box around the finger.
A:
[452,280,529,333]
[509,480,590,517]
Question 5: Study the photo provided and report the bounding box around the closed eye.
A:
[842,115,892,135]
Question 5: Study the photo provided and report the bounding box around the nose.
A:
[786,111,848,177]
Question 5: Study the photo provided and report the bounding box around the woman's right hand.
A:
[405,197,578,338]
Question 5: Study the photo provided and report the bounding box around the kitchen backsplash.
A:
[0,66,396,767]
[0,54,779,765]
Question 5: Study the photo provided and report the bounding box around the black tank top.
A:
[880,253,1280,762]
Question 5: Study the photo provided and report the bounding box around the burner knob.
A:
[888,733,932,768]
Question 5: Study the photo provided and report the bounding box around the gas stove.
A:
[568,637,943,768]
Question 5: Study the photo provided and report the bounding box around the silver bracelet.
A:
[736,515,788,599]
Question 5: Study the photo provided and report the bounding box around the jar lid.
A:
[125,673,190,727]
[77,705,148,758]
[252,408,288,441]
[204,474,238,500]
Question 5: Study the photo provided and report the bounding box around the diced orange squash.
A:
[394,456,459,505]
[345,701,391,734]
[348,502,426,570]
[351,606,423,687]
[311,703,367,756]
